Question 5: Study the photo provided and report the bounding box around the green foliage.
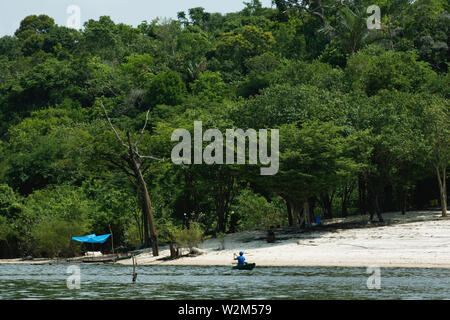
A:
[275,120,361,201]
[22,185,94,223]
[82,16,121,60]
[270,59,346,92]
[233,190,286,230]
[174,222,204,250]
[10,185,93,257]
[272,18,307,59]
[121,53,154,88]
[190,71,226,101]
[319,6,382,55]
[0,184,21,219]
[319,39,348,67]
[0,36,22,59]
[147,70,187,106]
[346,48,436,95]
[123,222,142,249]
[216,25,275,72]
[31,217,88,257]
[157,219,182,243]
[15,15,55,39]
[14,15,55,56]
[42,26,81,56]
[0,2,448,257]
[4,108,89,194]
[235,83,348,128]
[0,216,16,242]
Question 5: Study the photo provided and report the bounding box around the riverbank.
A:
[1,210,449,268]
[117,210,450,269]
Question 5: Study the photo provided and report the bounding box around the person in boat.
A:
[233,251,246,266]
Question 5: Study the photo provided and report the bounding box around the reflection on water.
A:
[0,264,449,300]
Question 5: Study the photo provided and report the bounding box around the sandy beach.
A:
[1,210,450,268]
[114,210,450,269]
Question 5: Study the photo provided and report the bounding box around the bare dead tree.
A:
[100,101,163,256]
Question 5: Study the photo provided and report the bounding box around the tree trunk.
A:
[384,184,394,212]
[341,183,354,218]
[358,176,367,216]
[437,166,448,217]
[139,196,150,248]
[125,130,158,256]
[133,159,158,256]
[215,189,227,233]
[375,195,384,222]
[373,192,384,222]
[367,183,377,222]
[286,198,293,226]
[290,200,303,228]
[214,174,235,233]
[401,188,407,215]
[217,207,226,233]
[109,224,115,254]
[135,203,144,245]
[303,201,310,228]
[183,172,193,228]
[341,198,348,218]
[101,106,160,256]
[169,242,177,259]
[308,197,316,223]
[367,177,384,222]
[320,193,333,219]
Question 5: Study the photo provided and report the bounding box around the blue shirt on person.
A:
[236,255,245,266]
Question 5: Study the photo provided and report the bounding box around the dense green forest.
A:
[0,0,448,258]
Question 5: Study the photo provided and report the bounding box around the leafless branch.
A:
[135,109,151,151]
[139,154,164,161]
[100,101,128,149]
[126,130,136,156]
[104,84,120,97]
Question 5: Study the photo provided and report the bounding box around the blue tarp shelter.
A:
[72,234,111,244]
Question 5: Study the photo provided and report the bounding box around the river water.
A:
[0,264,449,300]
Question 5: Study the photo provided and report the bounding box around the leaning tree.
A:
[100,101,162,256]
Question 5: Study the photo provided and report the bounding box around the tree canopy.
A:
[0,0,448,258]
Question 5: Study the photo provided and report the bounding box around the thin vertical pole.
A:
[109,224,115,255]
[132,255,137,283]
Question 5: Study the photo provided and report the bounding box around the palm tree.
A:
[320,6,384,54]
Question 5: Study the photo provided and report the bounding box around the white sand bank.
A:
[117,210,450,268]
[1,210,449,268]
[0,258,54,265]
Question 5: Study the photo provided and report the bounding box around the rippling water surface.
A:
[0,264,449,300]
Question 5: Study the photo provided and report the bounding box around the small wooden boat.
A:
[81,252,133,263]
[82,256,116,263]
[232,263,256,270]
